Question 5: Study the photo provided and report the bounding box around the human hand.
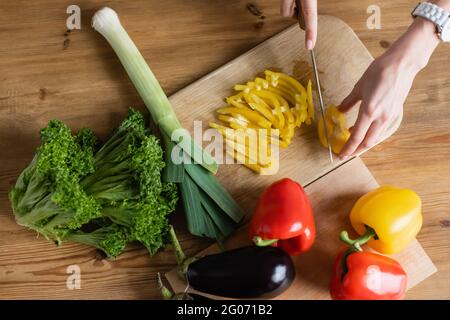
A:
[338,18,440,159]
[280,0,317,50]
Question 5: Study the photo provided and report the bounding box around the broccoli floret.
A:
[9,120,100,243]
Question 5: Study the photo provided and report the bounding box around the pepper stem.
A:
[339,226,376,251]
[157,272,174,300]
[253,236,279,247]
[339,226,377,280]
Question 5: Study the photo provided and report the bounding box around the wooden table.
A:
[0,0,448,299]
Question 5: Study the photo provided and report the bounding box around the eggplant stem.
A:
[169,225,197,279]
[157,272,174,300]
[253,236,278,247]
[169,225,186,266]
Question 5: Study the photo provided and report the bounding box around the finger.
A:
[300,0,318,49]
[280,0,295,17]
[338,109,372,158]
[352,119,386,156]
[338,85,360,113]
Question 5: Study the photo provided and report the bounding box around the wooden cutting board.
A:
[168,15,402,215]
[166,157,437,299]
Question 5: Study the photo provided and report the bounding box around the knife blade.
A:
[295,1,334,164]
[310,50,333,164]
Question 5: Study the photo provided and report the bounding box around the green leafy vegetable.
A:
[92,7,245,241]
[9,108,177,258]
[9,120,100,243]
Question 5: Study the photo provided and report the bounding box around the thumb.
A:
[338,85,360,113]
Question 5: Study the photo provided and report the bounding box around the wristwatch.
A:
[412,2,450,42]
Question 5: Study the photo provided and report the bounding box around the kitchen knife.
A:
[295,1,334,164]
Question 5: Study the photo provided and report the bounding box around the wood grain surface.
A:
[166,157,437,299]
[0,0,449,299]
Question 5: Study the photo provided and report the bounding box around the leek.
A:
[92,7,244,240]
[92,7,216,174]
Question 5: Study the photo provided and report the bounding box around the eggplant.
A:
[186,246,295,298]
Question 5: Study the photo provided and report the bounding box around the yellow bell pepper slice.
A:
[226,94,247,108]
[266,86,296,106]
[240,92,278,126]
[233,84,249,92]
[317,105,350,154]
[216,107,272,129]
[254,77,270,90]
[225,138,272,168]
[248,102,280,128]
[265,70,307,96]
[264,91,294,125]
[350,185,423,254]
[217,115,249,127]
[228,155,278,175]
[250,90,285,129]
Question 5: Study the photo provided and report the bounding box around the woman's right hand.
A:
[280,0,318,50]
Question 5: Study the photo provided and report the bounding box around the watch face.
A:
[441,20,450,42]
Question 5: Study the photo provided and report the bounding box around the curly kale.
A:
[81,109,178,255]
[9,108,178,258]
[9,120,100,242]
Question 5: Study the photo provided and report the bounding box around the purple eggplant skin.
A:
[186,246,295,298]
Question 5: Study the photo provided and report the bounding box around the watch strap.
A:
[412,2,450,33]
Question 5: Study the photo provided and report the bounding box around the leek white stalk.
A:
[92,7,217,174]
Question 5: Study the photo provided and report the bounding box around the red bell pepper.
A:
[330,229,407,300]
[249,178,315,256]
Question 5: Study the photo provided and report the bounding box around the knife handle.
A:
[295,0,306,30]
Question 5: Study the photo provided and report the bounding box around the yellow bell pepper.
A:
[242,93,280,128]
[264,70,307,97]
[250,90,285,128]
[317,105,350,154]
[265,86,295,105]
[350,185,423,254]
[212,70,318,174]
[216,106,272,129]
[225,138,272,167]
[217,115,249,127]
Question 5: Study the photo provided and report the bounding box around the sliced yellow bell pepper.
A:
[210,122,277,152]
[213,70,319,174]
[240,92,278,127]
[266,87,295,106]
[254,77,270,90]
[317,105,350,154]
[216,107,272,129]
[225,138,272,167]
[350,185,423,254]
[233,84,249,92]
[217,115,249,127]
[226,94,247,109]
[250,90,285,129]
[265,70,307,96]
[231,156,278,175]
